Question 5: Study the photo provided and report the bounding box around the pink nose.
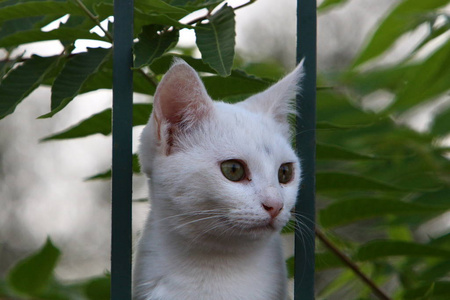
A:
[262,199,284,219]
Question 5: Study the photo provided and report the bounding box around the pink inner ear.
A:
[153,61,212,135]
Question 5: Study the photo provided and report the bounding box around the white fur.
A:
[133,60,304,300]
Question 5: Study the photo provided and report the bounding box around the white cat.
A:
[133,59,303,300]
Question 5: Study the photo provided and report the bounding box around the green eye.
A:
[221,160,246,182]
[278,163,294,184]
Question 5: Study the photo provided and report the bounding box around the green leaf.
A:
[403,282,450,300]
[0,1,78,21]
[419,260,450,282]
[134,25,179,68]
[315,251,345,271]
[431,107,450,136]
[7,238,61,296]
[392,40,450,112]
[0,27,107,48]
[356,240,450,261]
[203,70,272,99]
[150,54,217,74]
[84,276,110,300]
[195,4,236,76]
[134,0,189,19]
[94,2,193,32]
[319,198,443,228]
[285,256,295,278]
[41,47,111,118]
[0,55,58,119]
[0,1,81,23]
[41,104,152,141]
[316,172,405,193]
[410,22,450,57]
[318,0,349,12]
[352,0,450,67]
[169,0,224,12]
[78,62,156,96]
[316,143,379,161]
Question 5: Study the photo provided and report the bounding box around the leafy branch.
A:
[316,228,391,300]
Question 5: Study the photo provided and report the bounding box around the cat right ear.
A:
[239,60,304,130]
[152,59,213,154]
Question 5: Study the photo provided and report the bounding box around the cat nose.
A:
[262,199,283,219]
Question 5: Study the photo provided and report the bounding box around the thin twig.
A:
[186,0,257,25]
[315,228,391,300]
[137,68,158,87]
[74,0,113,41]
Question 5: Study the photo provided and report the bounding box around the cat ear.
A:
[239,60,304,125]
[152,59,213,152]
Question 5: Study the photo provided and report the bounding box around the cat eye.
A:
[278,163,294,184]
[221,160,246,182]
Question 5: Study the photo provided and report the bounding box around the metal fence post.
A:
[112,0,134,299]
[295,0,317,299]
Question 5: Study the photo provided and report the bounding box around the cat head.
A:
[139,59,303,248]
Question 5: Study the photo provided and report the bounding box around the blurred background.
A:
[0,0,447,296]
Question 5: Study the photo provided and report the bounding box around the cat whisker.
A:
[173,214,226,231]
[150,209,225,225]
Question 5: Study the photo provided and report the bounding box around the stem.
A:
[137,68,158,87]
[74,0,158,88]
[315,228,391,300]
[186,0,257,25]
[74,0,113,41]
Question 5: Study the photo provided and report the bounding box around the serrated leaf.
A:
[41,104,152,141]
[319,198,443,228]
[0,1,81,23]
[0,55,58,119]
[316,172,405,192]
[134,0,189,19]
[392,40,450,112]
[134,25,179,68]
[7,238,61,296]
[169,0,223,12]
[203,70,272,99]
[195,4,235,76]
[353,0,450,67]
[40,47,111,118]
[78,62,156,96]
[356,240,450,261]
[0,27,107,48]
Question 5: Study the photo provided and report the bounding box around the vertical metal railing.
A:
[295,0,317,299]
[110,0,315,299]
[111,0,134,299]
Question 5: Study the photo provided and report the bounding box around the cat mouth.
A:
[246,223,276,233]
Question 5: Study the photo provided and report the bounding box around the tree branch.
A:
[74,0,113,41]
[186,0,257,25]
[315,228,391,300]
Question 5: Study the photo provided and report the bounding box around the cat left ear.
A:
[239,59,304,126]
[152,59,213,153]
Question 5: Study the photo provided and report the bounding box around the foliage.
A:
[0,0,449,299]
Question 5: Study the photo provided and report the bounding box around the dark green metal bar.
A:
[295,0,317,299]
[112,0,133,299]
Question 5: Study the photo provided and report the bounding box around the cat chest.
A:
[152,262,282,300]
